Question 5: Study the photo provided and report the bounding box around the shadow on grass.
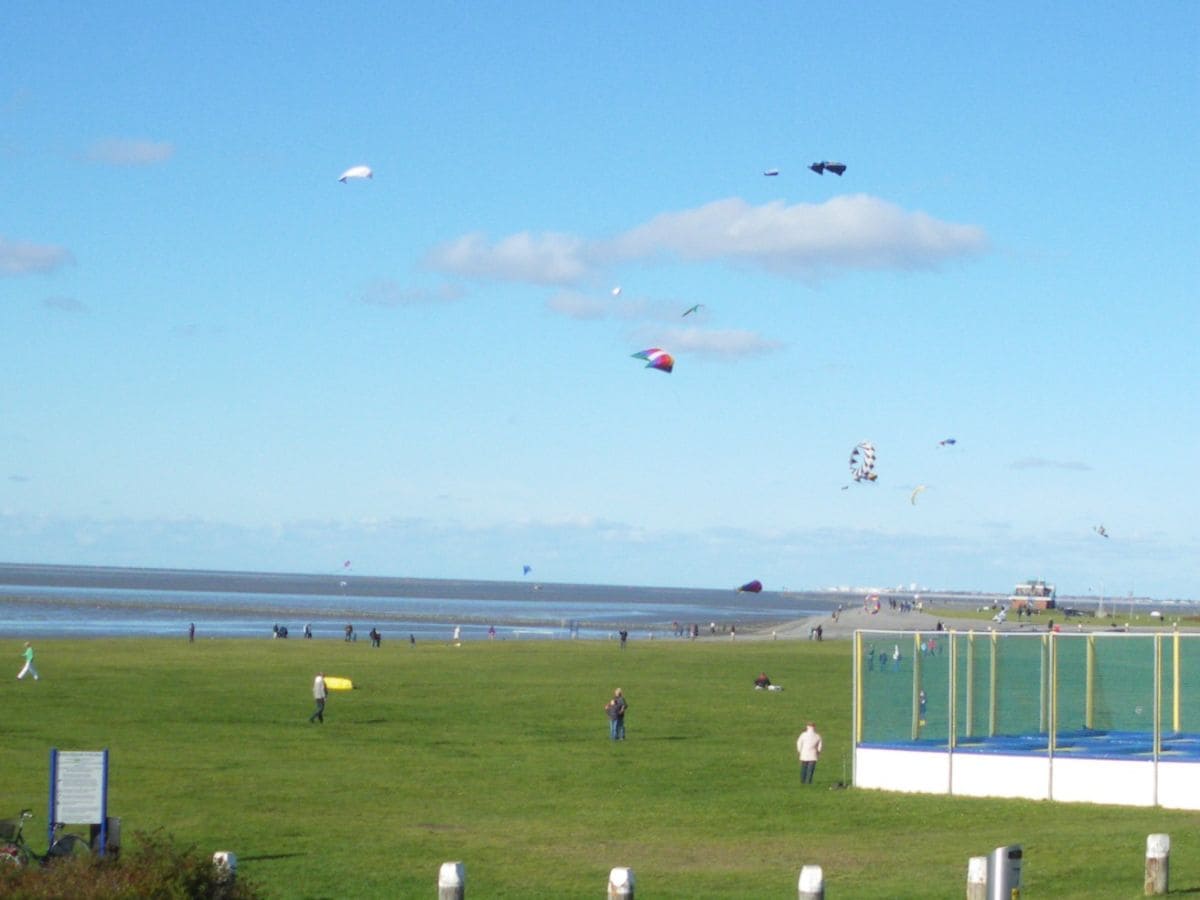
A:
[634,735,692,741]
[238,852,306,862]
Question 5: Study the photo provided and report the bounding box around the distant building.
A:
[1009,579,1056,610]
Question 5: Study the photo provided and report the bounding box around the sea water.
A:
[0,564,835,640]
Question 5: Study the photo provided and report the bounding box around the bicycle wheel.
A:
[47,834,91,860]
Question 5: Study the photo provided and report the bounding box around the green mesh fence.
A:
[1088,634,1155,733]
[1167,637,1200,736]
[855,630,1200,749]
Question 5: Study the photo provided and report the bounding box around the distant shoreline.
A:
[0,562,1192,642]
[0,560,1017,604]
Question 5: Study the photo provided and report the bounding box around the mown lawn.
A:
[3,636,1197,898]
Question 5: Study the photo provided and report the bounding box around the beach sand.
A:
[734,598,1189,642]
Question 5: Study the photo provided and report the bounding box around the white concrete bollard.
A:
[1145,834,1169,895]
[212,851,237,885]
[607,866,635,898]
[966,856,987,900]
[798,864,824,899]
[438,861,466,900]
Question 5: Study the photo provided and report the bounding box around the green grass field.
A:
[3,636,1197,898]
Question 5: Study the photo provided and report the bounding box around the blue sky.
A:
[1,2,1197,598]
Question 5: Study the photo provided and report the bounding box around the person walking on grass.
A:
[17,641,39,680]
[309,672,328,723]
[796,722,822,784]
[16,643,38,681]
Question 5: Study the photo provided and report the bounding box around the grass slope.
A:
[3,637,1197,898]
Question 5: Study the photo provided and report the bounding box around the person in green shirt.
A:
[17,641,39,681]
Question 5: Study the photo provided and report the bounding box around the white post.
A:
[607,866,634,898]
[212,851,237,885]
[438,861,465,900]
[798,864,824,899]
[1145,834,1169,895]
[966,856,987,900]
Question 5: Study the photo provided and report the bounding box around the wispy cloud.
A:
[425,232,588,285]
[171,323,226,339]
[42,295,89,313]
[0,236,73,275]
[359,279,465,307]
[427,195,987,286]
[545,290,658,321]
[650,326,783,358]
[1009,457,1092,472]
[604,195,987,276]
[85,138,175,166]
[7,474,30,483]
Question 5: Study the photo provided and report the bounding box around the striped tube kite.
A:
[631,348,674,374]
[849,441,878,483]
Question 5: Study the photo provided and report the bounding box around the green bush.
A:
[0,832,262,899]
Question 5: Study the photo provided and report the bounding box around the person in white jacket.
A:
[309,672,328,724]
[796,722,822,784]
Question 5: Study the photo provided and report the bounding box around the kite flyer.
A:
[605,688,627,740]
[17,641,39,681]
[796,722,823,784]
[309,672,328,724]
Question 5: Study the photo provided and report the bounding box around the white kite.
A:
[849,441,878,483]
[338,165,373,183]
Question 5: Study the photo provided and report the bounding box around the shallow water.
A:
[0,564,836,640]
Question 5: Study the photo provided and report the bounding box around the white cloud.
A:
[427,195,987,286]
[85,138,175,166]
[545,290,657,321]
[1009,457,1092,472]
[0,236,73,275]
[425,231,589,285]
[604,195,987,275]
[42,295,89,313]
[653,326,783,358]
[359,279,465,307]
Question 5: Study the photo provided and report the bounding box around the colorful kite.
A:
[632,348,674,373]
[737,580,763,593]
[910,485,927,505]
[938,438,957,447]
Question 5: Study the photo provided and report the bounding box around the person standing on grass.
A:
[17,642,39,681]
[605,688,627,740]
[796,722,822,784]
[309,672,328,724]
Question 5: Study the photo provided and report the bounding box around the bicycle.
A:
[0,809,91,867]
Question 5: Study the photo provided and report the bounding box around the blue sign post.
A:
[48,749,109,855]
